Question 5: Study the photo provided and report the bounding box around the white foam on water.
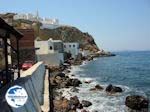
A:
[60,65,148,112]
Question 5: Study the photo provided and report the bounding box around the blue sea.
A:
[68,51,150,112]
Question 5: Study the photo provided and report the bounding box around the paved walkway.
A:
[41,70,50,112]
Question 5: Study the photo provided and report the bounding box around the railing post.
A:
[16,38,20,78]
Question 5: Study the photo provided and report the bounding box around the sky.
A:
[0,0,150,51]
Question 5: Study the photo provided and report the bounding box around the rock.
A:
[95,84,103,90]
[81,109,89,112]
[70,87,79,93]
[67,78,82,87]
[55,76,62,84]
[56,72,66,78]
[66,70,71,73]
[125,95,149,111]
[81,100,92,107]
[71,74,75,77]
[90,84,103,91]
[69,96,80,107]
[65,75,69,78]
[60,81,69,88]
[105,84,123,93]
[87,56,93,61]
[77,103,83,109]
[84,80,93,84]
[50,77,57,86]
[54,97,70,111]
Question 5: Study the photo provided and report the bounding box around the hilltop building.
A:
[14,13,59,25]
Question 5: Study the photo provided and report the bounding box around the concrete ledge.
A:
[0,62,46,112]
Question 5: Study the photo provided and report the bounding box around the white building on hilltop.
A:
[14,13,59,25]
[64,43,79,59]
[35,38,64,66]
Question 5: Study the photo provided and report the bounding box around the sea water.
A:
[62,51,150,112]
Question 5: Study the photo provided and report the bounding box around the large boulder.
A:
[54,97,70,112]
[90,84,103,91]
[125,95,149,112]
[69,96,80,107]
[67,78,82,87]
[105,84,123,93]
[81,100,92,107]
[55,76,63,84]
[56,72,66,78]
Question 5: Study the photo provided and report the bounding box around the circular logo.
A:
[5,85,28,108]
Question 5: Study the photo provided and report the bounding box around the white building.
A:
[64,43,79,59]
[14,13,59,25]
[42,18,59,25]
[34,38,64,66]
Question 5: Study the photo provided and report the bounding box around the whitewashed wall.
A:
[64,43,79,59]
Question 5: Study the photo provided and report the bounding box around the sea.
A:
[61,51,150,112]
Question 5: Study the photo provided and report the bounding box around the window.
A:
[69,45,71,47]
[64,45,66,48]
[49,46,53,50]
[73,45,75,47]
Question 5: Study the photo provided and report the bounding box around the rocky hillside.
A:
[39,26,99,52]
[13,19,100,52]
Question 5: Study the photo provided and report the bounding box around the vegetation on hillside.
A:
[13,19,100,52]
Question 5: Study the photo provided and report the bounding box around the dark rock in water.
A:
[65,75,69,78]
[56,72,66,77]
[105,84,123,93]
[70,87,79,93]
[67,78,82,87]
[81,109,89,112]
[81,100,92,107]
[77,103,83,109]
[95,84,103,90]
[69,96,80,107]
[84,79,93,84]
[87,56,94,61]
[125,95,149,111]
[71,74,75,77]
[90,84,103,91]
[71,79,82,86]
[66,70,71,73]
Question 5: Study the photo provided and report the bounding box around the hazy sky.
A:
[0,0,150,51]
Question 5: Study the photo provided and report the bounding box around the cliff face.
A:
[13,19,100,52]
[39,26,99,52]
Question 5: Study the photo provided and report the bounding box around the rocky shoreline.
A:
[48,55,149,112]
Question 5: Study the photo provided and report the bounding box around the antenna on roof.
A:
[36,10,39,21]
[36,10,40,38]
